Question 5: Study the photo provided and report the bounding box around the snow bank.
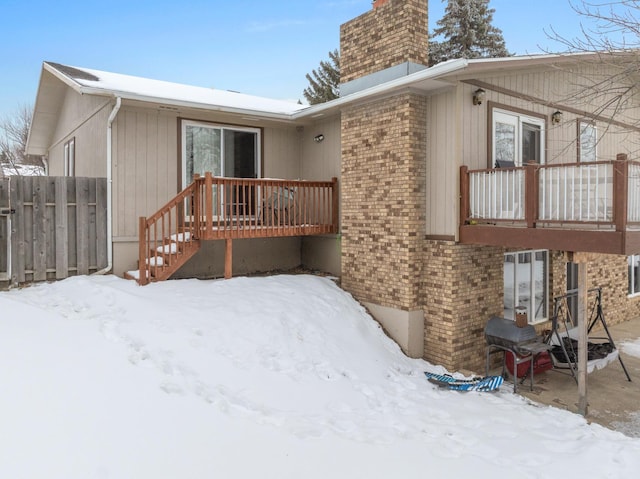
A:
[1,275,639,478]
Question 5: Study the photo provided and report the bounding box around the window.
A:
[64,138,75,176]
[182,121,259,184]
[504,250,549,324]
[578,120,597,162]
[181,120,260,216]
[629,255,640,296]
[492,108,545,167]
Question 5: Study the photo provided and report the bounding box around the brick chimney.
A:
[340,0,429,358]
[340,0,428,86]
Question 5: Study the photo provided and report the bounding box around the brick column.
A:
[341,93,427,355]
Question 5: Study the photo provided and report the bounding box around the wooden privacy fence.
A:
[0,176,108,287]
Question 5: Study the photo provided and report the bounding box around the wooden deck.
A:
[459,154,640,255]
[134,174,338,284]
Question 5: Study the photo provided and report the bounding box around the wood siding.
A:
[112,107,177,239]
[48,89,112,177]
[427,63,640,237]
[301,115,341,181]
[426,90,459,237]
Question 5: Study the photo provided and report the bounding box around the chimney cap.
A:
[372,0,390,8]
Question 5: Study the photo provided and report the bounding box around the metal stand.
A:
[545,287,631,383]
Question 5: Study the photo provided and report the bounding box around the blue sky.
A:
[0,0,623,119]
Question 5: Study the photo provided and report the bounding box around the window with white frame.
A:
[578,120,597,162]
[504,249,549,324]
[629,255,640,296]
[492,108,545,167]
[63,138,75,176]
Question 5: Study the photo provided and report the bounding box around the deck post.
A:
[193,174,201,239]
[575,254,589,416]
[614,153,628,234]
[459,166,470,225]
[331,177,339,233]
[224,238,232,279]
[525,163,538,228]
[205,172,213,239]
[138,216,148,286]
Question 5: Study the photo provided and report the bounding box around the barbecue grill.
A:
[485,316,553,392]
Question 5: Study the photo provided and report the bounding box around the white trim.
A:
[492,108,546,167]
[504,249,549,324]
[180,120,261,189]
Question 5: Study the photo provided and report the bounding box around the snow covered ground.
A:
[0,163,45,177]
[621,337,640,359]
[1,274,640,478]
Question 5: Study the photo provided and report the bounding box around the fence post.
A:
[138,216,148,286]
[459,166,470,225]
[614,154,628,233]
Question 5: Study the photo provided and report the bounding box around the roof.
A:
[44,62,307,117]
[26,51,618,155]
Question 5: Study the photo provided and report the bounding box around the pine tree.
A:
[429,0,510,66]
[303,49,340,105]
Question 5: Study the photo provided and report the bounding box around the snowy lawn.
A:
[1,275,640,478]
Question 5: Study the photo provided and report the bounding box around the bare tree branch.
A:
[0,104,44,175]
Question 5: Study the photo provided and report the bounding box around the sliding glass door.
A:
[182,120,260,217]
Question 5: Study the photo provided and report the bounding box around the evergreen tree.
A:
[303,49,340,105]
[429,0,510,66]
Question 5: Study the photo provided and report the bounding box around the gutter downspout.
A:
[94,96,121,275]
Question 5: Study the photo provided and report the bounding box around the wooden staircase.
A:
[128,173,339,285]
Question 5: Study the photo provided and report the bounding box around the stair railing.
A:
[138,181,199,285]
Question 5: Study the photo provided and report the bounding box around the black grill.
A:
[485,316,541,355]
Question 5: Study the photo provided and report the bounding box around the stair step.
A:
[170,232,192,242]
[146,256,165,267]
[124,269,151,281]
[156,243,179,254]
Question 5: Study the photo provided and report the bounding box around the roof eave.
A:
[293,58,469,120]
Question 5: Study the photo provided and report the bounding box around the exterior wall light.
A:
[472,88,486,105]
[314,134,325,143]
[551,111,563,124]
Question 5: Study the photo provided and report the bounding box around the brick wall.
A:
[340,0,429,83]
[552,253,640,328]
[341,93,427,311]
[423,241,504,372]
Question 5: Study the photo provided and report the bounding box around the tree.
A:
[0,104,43,174]
[428,0,511,66]
[545,1,640,129]
[303,49,340,105]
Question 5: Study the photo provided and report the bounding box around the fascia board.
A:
[293,58,469,120]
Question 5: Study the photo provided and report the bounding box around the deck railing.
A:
[461,155,640,230]
[137,174,338,284]
[192,174,339,239]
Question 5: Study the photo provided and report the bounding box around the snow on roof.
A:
[45,62,308,117]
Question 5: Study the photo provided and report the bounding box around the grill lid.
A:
[485,316,538,344]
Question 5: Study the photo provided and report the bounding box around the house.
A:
[26,0,640,373]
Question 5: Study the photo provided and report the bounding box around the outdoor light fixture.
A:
[551,111,563,124]
[314,134,325,143]
[472,88,486,106]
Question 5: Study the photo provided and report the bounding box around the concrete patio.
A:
[503,317,640,437]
